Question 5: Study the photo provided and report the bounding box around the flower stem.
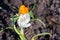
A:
[14,25,26,40]
[19,33,26,40]
[14,25,20,35]
[19,28,27,40]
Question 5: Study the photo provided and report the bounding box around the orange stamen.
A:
[18,5,29,15]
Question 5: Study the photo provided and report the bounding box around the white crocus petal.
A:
[17,13,31,28]
[22,23,31,28]
[17,14,23,26]
[21,13,30,25]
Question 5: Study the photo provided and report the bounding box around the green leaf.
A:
[34,19,46,27]
[29,4,36,20]
[5,27,13,30]
[10,15,19,23]
[13,6,18,12]
[31,33,50,40]
[0,27,13,33]
[0,7,3,9]
[29,11,35,20]
[0,29,4,33]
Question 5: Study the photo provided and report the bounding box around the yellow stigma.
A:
[18,5,29,15]
[22,17,26,22]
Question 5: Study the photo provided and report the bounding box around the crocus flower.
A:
[17,5,31,28]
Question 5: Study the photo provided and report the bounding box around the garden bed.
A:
[0,0,60,40]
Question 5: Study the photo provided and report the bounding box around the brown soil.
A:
[0,0,60,40]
